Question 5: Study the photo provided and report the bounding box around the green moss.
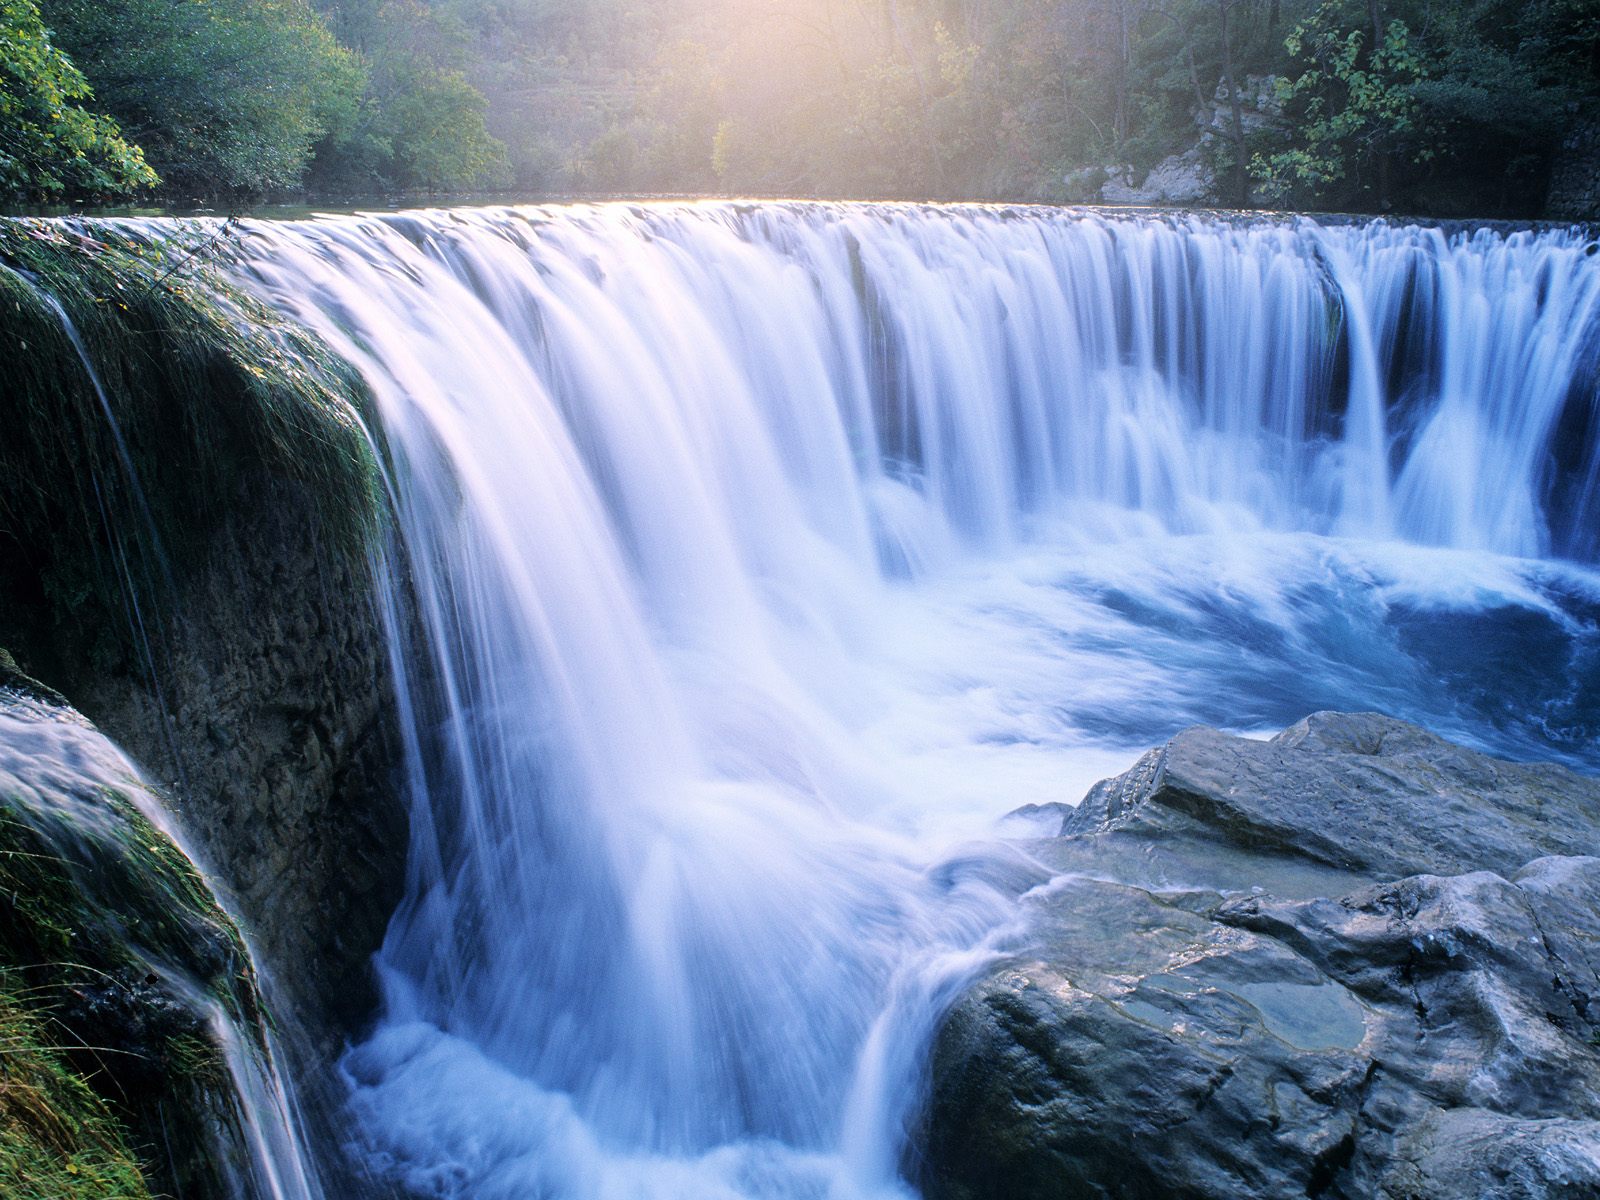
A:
[0,792,258,1017]
[0,986,153,1200]
[0,769,265,1197]
[0,216,386,683]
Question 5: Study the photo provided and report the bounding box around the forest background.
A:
[2,0,1597,216]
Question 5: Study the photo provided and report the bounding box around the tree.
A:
[1249,1,1431,208]
[307,0,511,193]
[1249,0,1597,213]
[379,64,512,189]
[1215,0,1250,205]
[1400,0,1591,209]
[0,0,156,199]
[42,0,365,197]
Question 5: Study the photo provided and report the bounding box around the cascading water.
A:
[222,203,1599,1199]
[0,693,325,1200]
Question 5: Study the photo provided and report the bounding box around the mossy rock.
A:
[0,216,386,686]
[0,211,412,1087]
[0,682,274,1198]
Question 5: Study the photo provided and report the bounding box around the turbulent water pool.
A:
[182,202,1600,1198]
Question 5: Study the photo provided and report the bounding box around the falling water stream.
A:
[207,203,1600,1199]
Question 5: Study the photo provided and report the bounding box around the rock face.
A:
[2,475,409,1070]
[72,481,410,1050]
[923,713,1600,1200]
[0,673,287,1199]
[1546,111,1600,222]
[1101,145,1215,207]
[1097,75,1283,207]
[0,222,412,1063]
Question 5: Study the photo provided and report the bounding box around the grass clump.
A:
[0,216,385,683]
[0,792,259,1032]
[0,782,250,1195]
[0,987,153,1200]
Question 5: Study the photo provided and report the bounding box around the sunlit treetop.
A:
[0,0,157,200]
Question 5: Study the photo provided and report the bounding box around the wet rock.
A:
[69,480,412,1050]
[0,683,276,1199]
[923,713,1600,1200]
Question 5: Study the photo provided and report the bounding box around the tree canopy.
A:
[41,0,365,196]
[0,0,156,199]
[0,0,1594,214]
[306,0,510,193]
[435,0,1596,215]
[6,0,509,201]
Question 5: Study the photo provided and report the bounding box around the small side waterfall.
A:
[222,203,1600,1199]
[0,693,324,1200]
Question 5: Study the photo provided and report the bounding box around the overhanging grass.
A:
[0,216,386,680]
[0,986,153,1200]
[0,642,271,1198]
[0,761,263,1199]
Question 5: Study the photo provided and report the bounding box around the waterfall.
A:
[223,203,1600,1199]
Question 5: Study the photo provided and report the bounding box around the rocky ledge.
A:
[0,667,289,1198]
[923,712,1600,1200]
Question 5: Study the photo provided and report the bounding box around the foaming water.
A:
[218,202,1599,1198]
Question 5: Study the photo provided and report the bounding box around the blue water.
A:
[216,202,1600,1200]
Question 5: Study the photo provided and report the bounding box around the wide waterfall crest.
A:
[223,203,1599,1200]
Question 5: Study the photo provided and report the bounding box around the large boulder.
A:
[922,713,1600,1200]
[1101,146,1215,207]
[1097,74,1284,207]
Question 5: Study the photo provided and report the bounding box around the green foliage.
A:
[533,0,1595,212]
[373,63,512,190]
[3,0,1595,210]
[1252,5,1432,207]
[0,0,156,201]
[552,0,1297,202]
[0,778,254,1016]
[307,0,511,192]
[1247,0,1599,213]
[0,988,154,1200]
[630,37,726,192]
[41,0,365,196]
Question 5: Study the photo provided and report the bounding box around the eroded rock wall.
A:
[72,480,409,1047]
[0,220,411,1061]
